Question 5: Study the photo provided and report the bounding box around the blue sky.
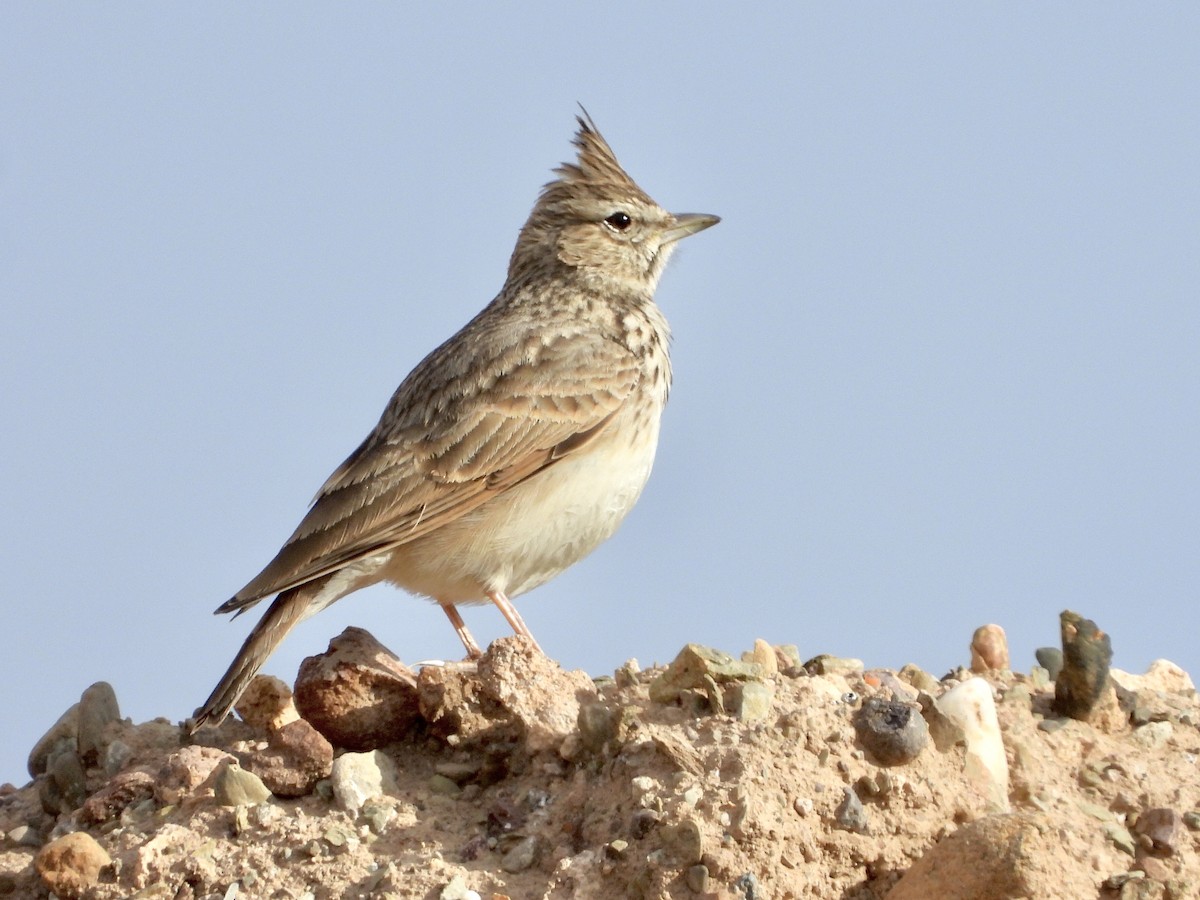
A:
[2,5,1197,782]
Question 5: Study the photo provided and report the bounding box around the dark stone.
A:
[1052,611,1112,720]
[853,697,929,766]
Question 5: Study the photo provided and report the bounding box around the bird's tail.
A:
[189,576,331,732]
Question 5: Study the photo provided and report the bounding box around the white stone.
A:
[330,751,398,813]
[938,678,1009,811]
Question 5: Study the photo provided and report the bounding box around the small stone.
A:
[834,787,868,833]
[1104,821,1136,856]
[1132,721,1173,748]
[970,624,1009,673]
[213,762,273,807]
[1183,811,1200,831]
[727,682,774,722]
[1037,717,1069,734]
[35,831,112,900]
[853,697,928,766]
[804,655,864,676]
[744,639,779,677]
[428,774,461,796]
[686,863,710,893]
[8,825,42,847]
[103,740,133,776]
[234,675,300,732]
[1110,659,1196,694]
[294,627,421,752]
[156,745,236,804]
[44,745,88,813]
[793,797,813,816]
[1028,666,1051,689]
[937,679,1009,811]
[361,800,395,835]
[650,644,765,704]
[499,835,539,873]
[660,818,704,865]
[80,769,156,824]
[27,703,80,778]
[630,808,660,838]
[1035,647,1064,681]
[330,750,398,813]
[577,701,619,752]
[898,664,940,693]
[440,874,482,900]
[246,718,334,798]
[1133,808,1183,855]
[77,683,121,768]
[323,824,355,849]
[1053,610,1114,721]
[732,872,762,900]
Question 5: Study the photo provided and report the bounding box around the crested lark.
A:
[192,113,718,728]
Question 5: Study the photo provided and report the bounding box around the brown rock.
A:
[35,831,111,899]
[888,813,1093,899]
[294,627,421,751]
[235,675,300,732]
[970,624,1010,673]
[476,636,598,754]
[246,718,334,797]
[27,703,79,778]
[1133,808,1183,855]
[1053,610,1115,722]
[79,769,156,824]
[155,745,236,804]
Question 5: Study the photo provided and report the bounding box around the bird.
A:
[190,111,719,729]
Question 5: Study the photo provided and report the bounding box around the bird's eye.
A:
[604,211,632,231]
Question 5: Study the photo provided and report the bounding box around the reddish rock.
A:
[35,831,111,899]
[79,768,156,824]
[246,718,334,797]
[155,745,235,804]
[294,627,421,751]
[970,624,1010,673]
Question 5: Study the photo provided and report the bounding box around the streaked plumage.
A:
[191,113,718,728]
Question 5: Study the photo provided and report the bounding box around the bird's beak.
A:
[662,212,721,244]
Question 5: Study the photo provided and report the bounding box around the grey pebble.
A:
[853,697,928,765]
[6,825,42,848]
[26,704,79,778]
[77,681,121,766]
[1034,647,1063,681]
[732,872,762,900]
[428,774,461,797]
[660,818,704,865]
[499,835,539,873]
[834,787,869,834]
[728,682,773,723]
[104,740,133,776]
[686,864,710,893]
[214,762,273,807]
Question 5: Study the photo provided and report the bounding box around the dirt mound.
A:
[2,626,1197,899]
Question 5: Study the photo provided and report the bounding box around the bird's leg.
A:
[486,589,545,654]
[441,603,484,659]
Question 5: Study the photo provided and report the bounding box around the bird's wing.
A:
[219,330,640,612]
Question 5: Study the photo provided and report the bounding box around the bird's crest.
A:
[537,110,655,210]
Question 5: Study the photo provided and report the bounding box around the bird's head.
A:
[509,112,719,295]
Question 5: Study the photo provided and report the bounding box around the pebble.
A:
[1103,821,1136,856]
[1183,811,1200,831]
[1035,647,1064,681]
[234,675,299,732]
[970,624,1010,673]
[686,863,710,893]
[660,818,704,865]
[1131,721,1173,749]
[44,745,88,814]
[649,644,766,705]
[743,639,779,677]
[1133,808,1182,855]
[428,774,461,796]
[1052,610,1113,721]
[156,745,236,805]
[732,872,762,900]
[440,874,482,900]
[27,703,79,778]
[792,797,813,816]
[213,762,273,807]
[804,655,864,676]
[77,682,121,766]
[898,664,940,693]
[577,701,619,752]
[727,682,774,722]
[104,739,133,776]
[330,750,398,813]
[294,627,421,752]
[7,825,41,847]
[853,697,928,766]
[630,808,660,838]
[834,787,869,834]
[937,678,1009,811]
[499,835,539,873]
[247,719,334,798]
[35,831,112,899]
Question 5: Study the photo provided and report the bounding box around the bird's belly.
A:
[381,420,661,604]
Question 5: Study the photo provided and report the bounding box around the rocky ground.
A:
[1,613,1197,900]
